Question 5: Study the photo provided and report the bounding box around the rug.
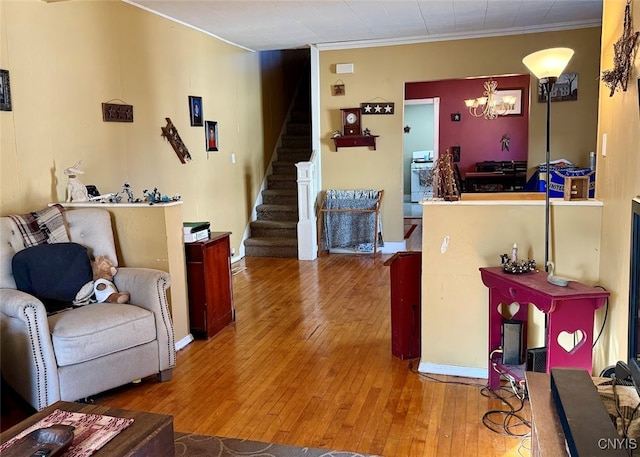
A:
[174,432,379,457]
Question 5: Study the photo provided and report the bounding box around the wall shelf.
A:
[332,135,378,151]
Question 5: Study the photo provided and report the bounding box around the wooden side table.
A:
[480,266,609,390]
[185,232,234,339]
[0,401,174,456]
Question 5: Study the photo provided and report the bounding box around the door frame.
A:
[403,97,440,160]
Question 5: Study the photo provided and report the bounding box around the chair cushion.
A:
[12,242,93,312]
[47,303,157,367]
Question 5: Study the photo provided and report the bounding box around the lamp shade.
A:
[522,47,574,79]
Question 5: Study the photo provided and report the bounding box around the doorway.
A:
[403,98,439,217]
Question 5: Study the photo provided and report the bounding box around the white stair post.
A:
[296,160,317,260]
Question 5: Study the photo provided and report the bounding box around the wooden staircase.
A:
[244,77,311,258]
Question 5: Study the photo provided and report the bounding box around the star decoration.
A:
[601,0,639,96]
[374,104,382,113]
[362,104,373,113]
[384,104,393,113]
[404,125,411,133]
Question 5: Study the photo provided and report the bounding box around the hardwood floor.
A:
[0,220,530,454]
[89,247,530,456]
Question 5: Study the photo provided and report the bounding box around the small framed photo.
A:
[205,120,218,152]
[188,96,203,126]
[0,69,12,112]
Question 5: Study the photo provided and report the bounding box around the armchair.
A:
[0,208,176,411]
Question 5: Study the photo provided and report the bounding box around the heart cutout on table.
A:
[498,302,520,320]
[557,329,586,353]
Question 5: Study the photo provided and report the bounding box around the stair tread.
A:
[250,220,297,228]
[268,174,297,180]
[245,236,298,247]
[257,203,296,210]
[262,189,297,194]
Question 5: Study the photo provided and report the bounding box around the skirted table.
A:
[480,266,609,390]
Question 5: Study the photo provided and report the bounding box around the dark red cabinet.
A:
[185,232,234,339]
[384,251,421,359]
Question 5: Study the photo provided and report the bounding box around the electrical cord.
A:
[593,285,609,348]
[517,436,531,457]
[481,382,531,437]
[408,356,531,437]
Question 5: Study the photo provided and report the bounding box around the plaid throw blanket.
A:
[9,204,70,248]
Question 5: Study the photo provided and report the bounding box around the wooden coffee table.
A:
[0,401,174,456]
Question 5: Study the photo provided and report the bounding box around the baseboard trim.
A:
[417,361,488,380]
[378,241,406,253]
[176,334,194,351]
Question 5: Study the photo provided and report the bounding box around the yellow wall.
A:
[593,0,640,371]
[420,200,602,373]
[0,0,266,260]
[318,28,601,242]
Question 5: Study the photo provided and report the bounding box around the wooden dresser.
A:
[184,232,234,339]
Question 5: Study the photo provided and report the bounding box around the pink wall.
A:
[405,75,530,175]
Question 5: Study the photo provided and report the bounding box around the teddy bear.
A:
[92,255,130,304]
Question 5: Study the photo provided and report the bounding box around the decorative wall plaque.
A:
[161,118,191,164]
[361,102,394,115]
[102,102,134,122]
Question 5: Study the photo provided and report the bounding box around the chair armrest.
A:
[113,268,176,370]
[0,289,60,411]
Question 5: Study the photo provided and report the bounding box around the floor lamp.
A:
[522,48,574,272]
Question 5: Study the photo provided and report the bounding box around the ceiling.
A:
[125,0,603,52]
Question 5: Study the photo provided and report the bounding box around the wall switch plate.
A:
[602,133,607,157]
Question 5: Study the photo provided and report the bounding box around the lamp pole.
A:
[543,77,557,272]
[522,47,573,273]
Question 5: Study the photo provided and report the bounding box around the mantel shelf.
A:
[332,135,379,151]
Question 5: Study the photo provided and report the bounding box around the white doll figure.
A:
[65,160,89,202]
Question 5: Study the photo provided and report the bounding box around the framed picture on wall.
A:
[205,120,218,152]
[0,69,12,112]
[495,88,523,116]
[537,72,578,102]
[189,96,203,126]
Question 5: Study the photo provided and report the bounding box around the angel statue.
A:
[64,160,89,202]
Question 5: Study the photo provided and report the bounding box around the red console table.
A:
[480,266,609,390]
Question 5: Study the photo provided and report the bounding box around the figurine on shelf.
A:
[331,130,342,138]
[143,187,163,203]
[363,128,372,136]
[500,247,536,274]
[108,182,140,204]
[64,161,89,202]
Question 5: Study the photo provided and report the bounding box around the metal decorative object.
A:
[601,0,639,96]
[161,117,192,163]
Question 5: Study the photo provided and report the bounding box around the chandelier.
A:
[464,80,517,120]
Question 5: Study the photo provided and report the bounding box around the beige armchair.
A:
[0,208,176,411]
